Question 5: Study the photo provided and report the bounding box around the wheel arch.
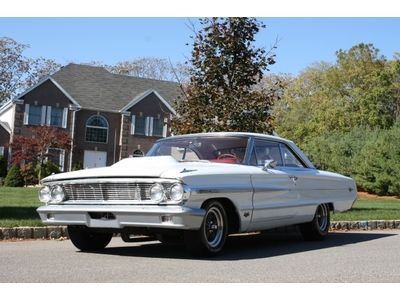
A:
[201,197,241,234]
[326,202,334,212]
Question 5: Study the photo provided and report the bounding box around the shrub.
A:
[72,161,82,171]
[353,127,400,195]
[20,162,38,186]
[303,126,400,196]
[4,164,24,187]
[0,155,7,178]
[37,161,61,180]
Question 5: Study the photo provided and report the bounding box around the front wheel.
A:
[67,225,113,251]
[299,204,330,241]
[184,201,228,256]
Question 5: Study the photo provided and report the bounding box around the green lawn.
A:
[0,187,400,227]
[331,197,400,221]
[0,187,42,227]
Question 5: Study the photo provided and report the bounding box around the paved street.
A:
[1,230,400,282]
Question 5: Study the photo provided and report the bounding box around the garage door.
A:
[83,150,107,169]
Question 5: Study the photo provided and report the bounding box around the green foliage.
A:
[274,43,400,145]
[38,161,60,180]
[173,17,280,134]
[0,155,7,178]
[304,126,400,196]
[4,164,24,187]
[20,162,38,186]
[353,126,400,195]
[72,161,83,171]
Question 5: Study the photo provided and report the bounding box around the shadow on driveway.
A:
[87,229,397,261]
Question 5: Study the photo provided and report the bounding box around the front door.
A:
[83,150,107,169]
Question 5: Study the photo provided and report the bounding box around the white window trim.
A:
[130,115,136,135]
[148,117,154,136]
[144,117,150,136]
[41,106,47,125]
[46,106,52,125]
[59,149,65,172]
[162,117,168,137]
[23,104,29,125]
[85,115,109,144]
[62,107,68,128]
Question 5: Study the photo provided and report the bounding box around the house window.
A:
[132,149,144,157]
[0,146,4,156]
[28,105,42,125]
[50,107,63,126]
[133,115,146,135]
[153,117,164,137]
[47,148,66,172]
[85,115,108,143]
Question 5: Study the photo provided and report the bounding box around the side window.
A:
[251,140,283,167]
[280,144,305,168]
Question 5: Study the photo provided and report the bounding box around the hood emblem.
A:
[180,168,197,173]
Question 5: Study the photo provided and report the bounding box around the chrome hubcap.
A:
[204,207,224,248]
[316,204,328,231]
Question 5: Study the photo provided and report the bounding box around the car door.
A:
[277,143,324,222]
[248,139,298,231]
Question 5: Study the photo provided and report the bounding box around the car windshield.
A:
[147,136,250,164]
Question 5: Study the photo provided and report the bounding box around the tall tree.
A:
[0,37,61,106]
[11,126,71,183]
[273,43,400,146]
[172,18,280,134]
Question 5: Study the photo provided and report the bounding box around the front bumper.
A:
[37,204,205,230]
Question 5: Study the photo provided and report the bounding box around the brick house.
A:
[0,63,180,171]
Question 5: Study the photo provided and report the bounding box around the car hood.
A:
[42,156,254,183]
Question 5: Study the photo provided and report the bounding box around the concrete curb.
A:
[1,220,400,240]
[0,226,68,240]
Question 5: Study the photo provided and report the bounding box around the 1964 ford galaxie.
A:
[37,132,357,255]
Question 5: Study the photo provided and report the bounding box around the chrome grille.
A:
[63,182,160,202]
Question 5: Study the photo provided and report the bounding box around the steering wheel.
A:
[216,153,239,161]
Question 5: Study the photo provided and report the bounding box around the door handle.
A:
[289,175,298,182]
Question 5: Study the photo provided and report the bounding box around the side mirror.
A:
[262,159,277,171]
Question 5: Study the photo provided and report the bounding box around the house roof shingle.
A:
[49,63,180,112]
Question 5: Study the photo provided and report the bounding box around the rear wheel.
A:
[184,201,228,256]
[67,225,112,251]
[300,204,330,240]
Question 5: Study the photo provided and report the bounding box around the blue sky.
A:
[1,17,399,75]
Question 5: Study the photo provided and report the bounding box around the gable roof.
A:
[18,63,181,113]
[0,120,11,134]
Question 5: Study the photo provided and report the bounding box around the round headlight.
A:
[169,183,184,202]
[50,185,65,203]
[150,183,165,202]
[39,186,52,203]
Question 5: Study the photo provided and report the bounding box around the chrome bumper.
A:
[37,204,205,230]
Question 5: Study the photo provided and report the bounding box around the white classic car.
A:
[37,132,357,255]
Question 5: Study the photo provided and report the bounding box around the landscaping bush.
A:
[0,155,7,178]
[303,125,400,196]
[37,161,61,180]
[303,127,368,177]
[72,161,82,171]
[4,164,24,187]
[20,162,38,186]
[353,126,400,195]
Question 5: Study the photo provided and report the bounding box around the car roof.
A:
[161,132,293,144]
